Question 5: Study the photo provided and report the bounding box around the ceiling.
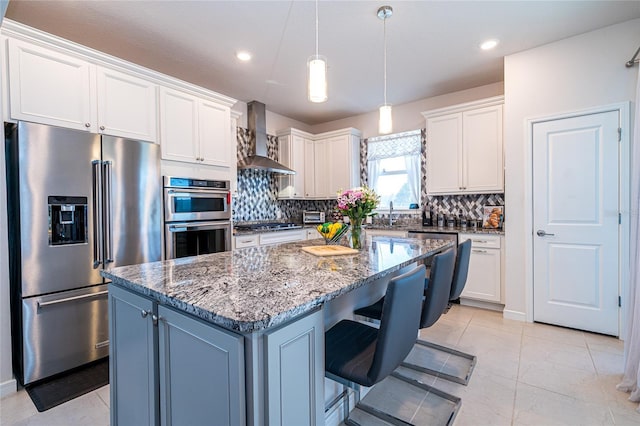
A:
[5,1,640,125]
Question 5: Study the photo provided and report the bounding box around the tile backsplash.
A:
[233,127,504,225]
[233,128,338,223]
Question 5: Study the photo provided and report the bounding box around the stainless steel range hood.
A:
[238,101,295,175]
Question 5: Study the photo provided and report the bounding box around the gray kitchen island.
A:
[102,236,453,426]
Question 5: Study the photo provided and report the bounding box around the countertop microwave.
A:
[303,211,325,224]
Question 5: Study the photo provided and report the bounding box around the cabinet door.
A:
[8,39,93,131]
[463,105,503,192]
[426,113,463,194]
[96,67,158,142]
[304,139,316,197]
[235,234,259,248]
[278,134,306,198]
[459,244,501,302]
[265,309,324,426]
[326,135,354,196]
[160,87,198,163]
[109,285,157,426]
[199,99,231,167]
[158,305,245,426]
[277,135,294,198]
[313,139,330,198]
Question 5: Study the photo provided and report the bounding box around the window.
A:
[367,130,421,210]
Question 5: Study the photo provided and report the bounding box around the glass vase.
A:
[349,218,365,250]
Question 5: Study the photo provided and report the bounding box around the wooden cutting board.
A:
[301,245,359,256]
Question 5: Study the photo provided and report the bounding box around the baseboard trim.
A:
[503,309,526,322]
[459,298,504,312]
[0,377,17,398]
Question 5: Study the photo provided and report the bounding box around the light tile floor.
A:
[0,305,638,425]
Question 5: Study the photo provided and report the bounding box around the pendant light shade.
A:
[379,105,393,134]
[308,55,327,103]
[378,5,393,134]
[308,0,327,103]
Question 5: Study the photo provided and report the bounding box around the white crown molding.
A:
[421,95,504,118]
[1,19,238,108]
[276,127,361,140]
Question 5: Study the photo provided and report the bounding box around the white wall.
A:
[503,19,640,320]
[309,82,504,138]
[231,100,313,135]
[0,0,16,399]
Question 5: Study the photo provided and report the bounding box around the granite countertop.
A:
[102,237,453,333]
[355,224,504,235]
[235,223,504,236]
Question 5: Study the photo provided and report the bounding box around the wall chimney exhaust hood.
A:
[238,101,295,175]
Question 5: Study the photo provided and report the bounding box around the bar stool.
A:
[356,240,477,385]
[324,264,427,425]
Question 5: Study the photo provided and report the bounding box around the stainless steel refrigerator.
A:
[5,121,161,385]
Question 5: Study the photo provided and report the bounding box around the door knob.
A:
[536,230,555,237]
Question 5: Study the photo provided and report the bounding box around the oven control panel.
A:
[164,176,230,190]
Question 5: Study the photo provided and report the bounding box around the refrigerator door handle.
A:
[37,290,109,308]
[92,160,103,269]
[103,161,114,264]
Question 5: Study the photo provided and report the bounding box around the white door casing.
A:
[532,110,620,336]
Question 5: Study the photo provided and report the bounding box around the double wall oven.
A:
[163,177,232,259]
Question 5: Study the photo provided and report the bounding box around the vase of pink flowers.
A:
[336,186,380,249]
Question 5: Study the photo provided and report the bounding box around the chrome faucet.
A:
[389,201,394,226]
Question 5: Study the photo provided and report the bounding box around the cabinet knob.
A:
[85,123,91,128]
[100,125,105,131]
[141,309,150,318]
[200,157,204,162]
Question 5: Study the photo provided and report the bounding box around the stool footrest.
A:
[357,402,414,426]
[405,338,477,385]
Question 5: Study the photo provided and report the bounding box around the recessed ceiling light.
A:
[480,39,499,50]
[236,51,252,61]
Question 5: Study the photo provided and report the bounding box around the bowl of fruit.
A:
[316,222,350,245]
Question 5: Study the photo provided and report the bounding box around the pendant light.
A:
[308,0,327,103]
[378,5,393,134]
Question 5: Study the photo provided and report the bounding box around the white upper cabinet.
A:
[8,39,93,131]
[277,129,309,199]
[96,67,158,142]
[304,138,316,198]
[424,97,504,194]
[160,88,198,162]
[278,127,361,200]
[160,87,231,168]
[325,134,360,196]
[7,38,159,142]
[198,98,231,168]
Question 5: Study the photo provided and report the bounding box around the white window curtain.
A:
[617,66,640,413]
[367,130,421,208]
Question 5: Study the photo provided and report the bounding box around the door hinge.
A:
[619,296,622,307]
[618,127,622,142]
[619,212,622,224]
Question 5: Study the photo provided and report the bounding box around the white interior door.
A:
[532,110,619,336]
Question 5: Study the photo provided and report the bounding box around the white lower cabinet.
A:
[306,228,321,240]
[234,229,307,249]
[234,234,259,249]
[109,284,245,426]
[458,234,503,303]
[366,229,408,238]
[260,229,306,246]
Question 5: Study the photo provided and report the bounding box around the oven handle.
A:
[167,221,232,232]
[166,189,228,197]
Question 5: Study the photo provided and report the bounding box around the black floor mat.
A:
[25,358,109,412]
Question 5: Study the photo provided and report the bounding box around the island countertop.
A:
[101,236,453,333]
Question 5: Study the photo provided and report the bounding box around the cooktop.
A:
[234,222,302,231]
